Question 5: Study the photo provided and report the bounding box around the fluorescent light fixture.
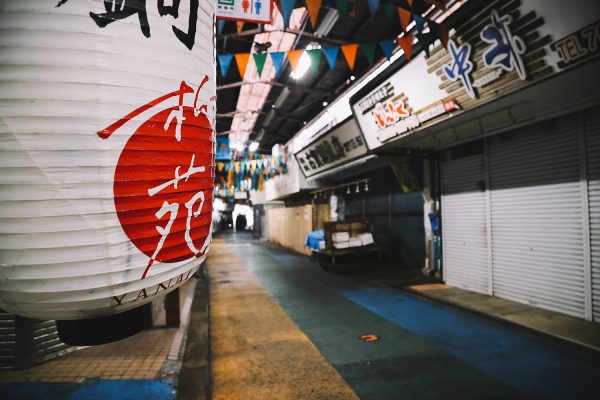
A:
[263,109,276,126]
[273,87,290,108]
[249,141,259,152]
[315,8,339,37]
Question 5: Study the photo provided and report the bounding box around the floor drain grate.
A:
[359,334,379,342]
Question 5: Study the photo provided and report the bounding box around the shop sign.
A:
[551,20,600,70]
[216,0,273,24]
[426,2,551,113]
[351,54,449,150]
[375,98,459,143]
[295,119,368,178]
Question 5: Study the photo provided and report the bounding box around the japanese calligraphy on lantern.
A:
[216,0,273,24]
[58,0,201,50]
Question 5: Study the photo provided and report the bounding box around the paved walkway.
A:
[0,280,198,400]
[209,232,600,400]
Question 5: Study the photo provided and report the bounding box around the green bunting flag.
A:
[307,49,322,73]
[334,0,351,18]
[253,53,267,77]
[360,42,377,65]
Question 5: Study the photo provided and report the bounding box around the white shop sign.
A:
[295,119,367,178]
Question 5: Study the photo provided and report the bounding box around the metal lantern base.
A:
[56,304,152,346]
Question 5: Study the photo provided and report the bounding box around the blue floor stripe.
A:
[338,286,599,400]
[0,380,176,400]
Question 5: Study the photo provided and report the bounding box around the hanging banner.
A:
[0,1,216,320]
[217,0,274,24]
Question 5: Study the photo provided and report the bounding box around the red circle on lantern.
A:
[113,106,214,272]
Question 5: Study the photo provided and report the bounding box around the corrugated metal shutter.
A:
[33,320,73,365]
[0,311,16,369]
[585,107,600,322]
[441,142,489,294]
[488,116,585,318]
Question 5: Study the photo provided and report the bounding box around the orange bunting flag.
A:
[306,0,322,29]
[217,162,224,172]
[407,0,414,7]
[234,53,250,78]
[397,7,412,32]
[341,43,358,70]
[236,21,244,33]
[287,49,304,72]
[396,33,414,61]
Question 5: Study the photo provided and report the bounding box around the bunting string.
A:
[217,5,448,79]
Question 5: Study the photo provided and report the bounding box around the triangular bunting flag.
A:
[280,0,296,29]
[236,21,244,33]
[417,31,437,57]
[218,53,234,77]
[341,43,358,70]
[413,13,425,33]
[396,33,414,61]
[306,0,322,29]
[322,46,339,70]
[438,23,449,48]
[367,0,380,16]
[334,0,351,17]
[397,7,412,32]
[383,4,396,20]
[217,162,224,172]
[253,53,267,77]
[306,49,322,73]
[360,42,377,65]
[379,40,394,60]
[270,52,285,76]
[287,49,304,72]
[234,53,250,78]
[407,0,414,7]
[217,19,226,35]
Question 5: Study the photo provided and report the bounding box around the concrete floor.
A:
[208,232,600,400]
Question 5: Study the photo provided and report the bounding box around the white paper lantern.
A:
[0,0,216,321]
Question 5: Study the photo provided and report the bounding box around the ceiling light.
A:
[273,87,290,108]
[350,75,355,81]
[249,141,259,152]
[322,101,328,107]
[315,8,339,37]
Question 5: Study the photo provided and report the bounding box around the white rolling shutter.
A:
[488,115,586,318]
[585,107,600,322]
[441,143,489,294]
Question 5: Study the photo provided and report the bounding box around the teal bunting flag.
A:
[280,0,296,29]
[413,13,425,33]
[217,19,226,35]
[322,46,339,70]
[218,54,233,77]
[367,0,380,16]
[270,52,285,77]
[379,40,394,60]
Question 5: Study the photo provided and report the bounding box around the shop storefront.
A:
[350,0,600,321]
